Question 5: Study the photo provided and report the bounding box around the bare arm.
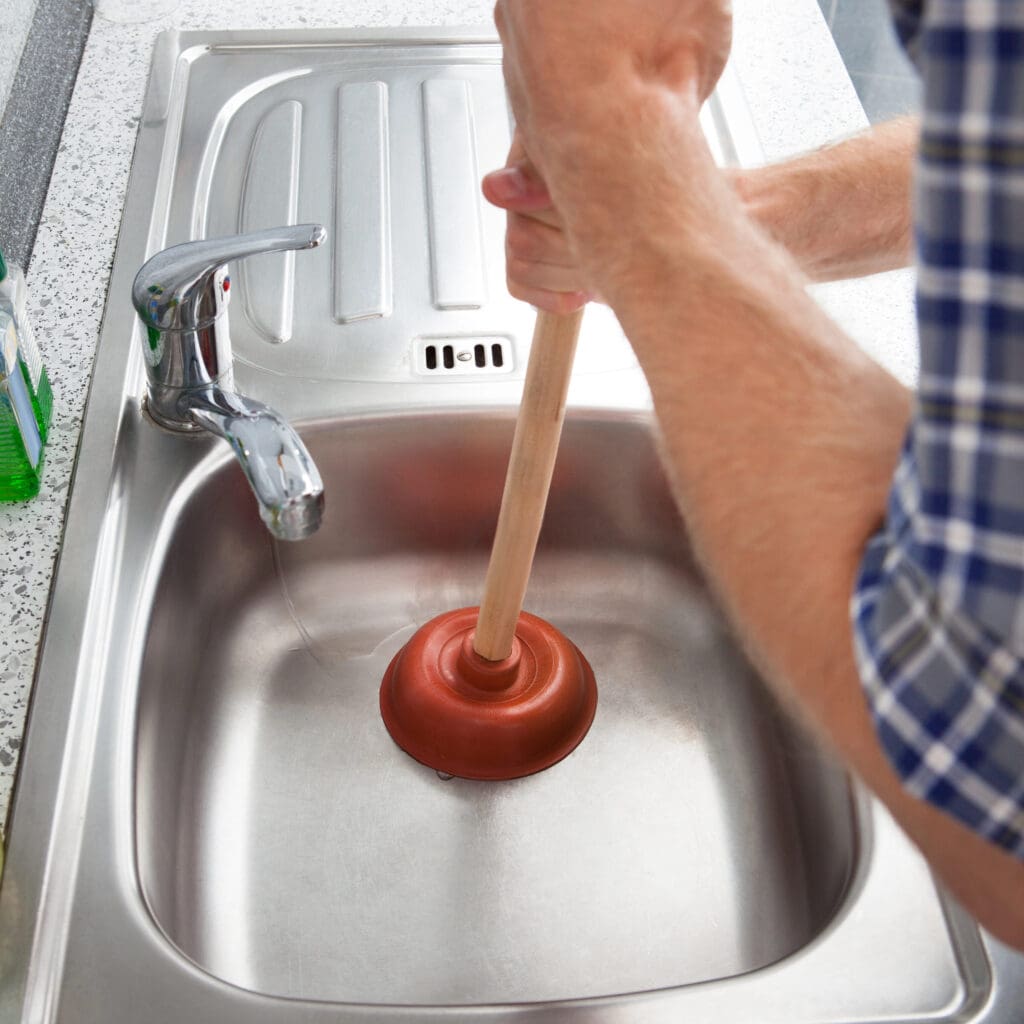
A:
[601,107,1024,952]
[730,117,917,281]
[614,141,1024,949]
[493,1,1024,948]
[483,119,918,309]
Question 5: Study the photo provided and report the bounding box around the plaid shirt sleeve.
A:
[852,0,1024,858]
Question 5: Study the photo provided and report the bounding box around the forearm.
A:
[729,117,917,281]
[548,92,1024,946]
[608,145,910,745]
[629,192,1024,950]
[495,0,1024,942]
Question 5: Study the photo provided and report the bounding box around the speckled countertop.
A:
[0,0,917,825]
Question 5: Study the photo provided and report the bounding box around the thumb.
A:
[482,160,554,213]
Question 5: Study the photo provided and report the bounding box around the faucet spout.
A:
[183,386,324,541]
[132,226,328,540]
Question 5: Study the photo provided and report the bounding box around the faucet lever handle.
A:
[131,224,327,333]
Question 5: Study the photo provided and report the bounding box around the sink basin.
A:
[2,24,1019,1024]
[135,412,855,1005]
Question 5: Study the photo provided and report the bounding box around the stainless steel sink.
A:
[135,412,856,1005]
[2,25,1022,1024]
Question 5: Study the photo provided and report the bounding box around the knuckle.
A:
[506,278,534,305]
[554,292,585,315]
[505,255,533,281]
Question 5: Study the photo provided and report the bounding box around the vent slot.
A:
[415,337,513,376]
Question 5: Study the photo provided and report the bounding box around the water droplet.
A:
[436,771,454,782]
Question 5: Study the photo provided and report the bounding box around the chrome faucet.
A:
[131,224,326,540]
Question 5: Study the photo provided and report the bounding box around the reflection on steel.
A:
[239,100,303,343]
[335,81,392,324]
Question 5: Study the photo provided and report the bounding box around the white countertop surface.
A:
[0,0,917,825]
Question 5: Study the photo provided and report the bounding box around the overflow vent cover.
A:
[413,336,513,376]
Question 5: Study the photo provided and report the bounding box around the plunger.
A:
[380,309,597,780]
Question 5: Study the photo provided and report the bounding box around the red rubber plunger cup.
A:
[379,310,598,780]
[380,608,596,780]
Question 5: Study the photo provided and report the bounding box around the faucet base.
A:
[141,394,205,434]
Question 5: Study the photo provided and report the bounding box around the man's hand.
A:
[482,134,597,314]
[491,0,733,309]
[494,0,731,146]
[483,118,919,308]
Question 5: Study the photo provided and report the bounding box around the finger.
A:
[507,254,589,295]
[506,279,591,316]
[506,212,576,269]
[482,163,555,214]
[482,129,561,220]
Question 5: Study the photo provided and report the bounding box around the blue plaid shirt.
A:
[853,0,1024,858]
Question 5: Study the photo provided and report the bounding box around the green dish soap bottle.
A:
[0,249,52,444]
[0,314,44,500]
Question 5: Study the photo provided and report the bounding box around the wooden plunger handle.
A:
[473,309,584,662]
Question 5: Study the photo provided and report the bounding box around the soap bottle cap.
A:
[0,249,6,283]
